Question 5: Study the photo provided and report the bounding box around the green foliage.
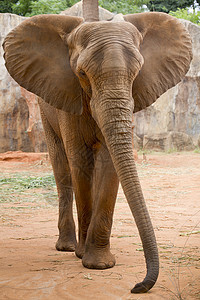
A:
[11,0,79,16]
[12,0,32,16]
[1,0,151,16]
[170,8,200,25]
[0,0,18,13]
[28,0,70,16]
[2,0,200,22]
[147,0,196,13]
[99,0,150,14]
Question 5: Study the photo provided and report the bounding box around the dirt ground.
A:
[0,151,199,300]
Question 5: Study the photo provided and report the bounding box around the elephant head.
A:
[3,13,192,293]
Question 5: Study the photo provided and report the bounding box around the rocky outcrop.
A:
[0,13,47,152]
[133,20,200,151]
[0,13,31,152]
[143,132,195,152]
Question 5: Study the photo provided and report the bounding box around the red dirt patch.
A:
[0,152,199,299]
[0,151,48,162]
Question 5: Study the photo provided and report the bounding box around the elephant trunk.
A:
[91,88,159,293]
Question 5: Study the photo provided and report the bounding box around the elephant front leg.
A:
[39,107,77,252]
[56,184,77,252]
[70,152,94,259]
[52,150,77,252]
[82,148,119,269]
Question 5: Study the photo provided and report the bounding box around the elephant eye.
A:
[79,69,86,77]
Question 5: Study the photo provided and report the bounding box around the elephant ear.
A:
[124,12,192,113]
[3,15,83,114]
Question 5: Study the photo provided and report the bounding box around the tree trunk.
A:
[82,0,99,22]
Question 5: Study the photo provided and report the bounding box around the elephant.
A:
[3,12,192,293]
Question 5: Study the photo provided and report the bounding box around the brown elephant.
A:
[3,12,192,293]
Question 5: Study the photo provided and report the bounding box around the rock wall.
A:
[0,13,47,152]
[0,13,30,152]
[133,20,200,151]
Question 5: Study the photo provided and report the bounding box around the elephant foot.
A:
[82,248,116,269]
[75,242,85,259]
[56,237,77,252]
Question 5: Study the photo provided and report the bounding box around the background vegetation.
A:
[0,0,200,24]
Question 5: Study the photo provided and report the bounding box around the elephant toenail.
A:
[97,262,106,268]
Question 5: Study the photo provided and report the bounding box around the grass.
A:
[137,149,155,155]
[159,218,200,300]
[0,173,57,206]
[167,148,178,154]
[194,147,200,154]
[0,174,55,190]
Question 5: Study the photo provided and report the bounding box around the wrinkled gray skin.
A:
[3,12,192,293]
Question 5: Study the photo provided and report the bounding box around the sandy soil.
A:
[0,152,199,300]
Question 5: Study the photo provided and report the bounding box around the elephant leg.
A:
[82,146,119,269]
[40,110,77,252]
[70,147,94,259]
